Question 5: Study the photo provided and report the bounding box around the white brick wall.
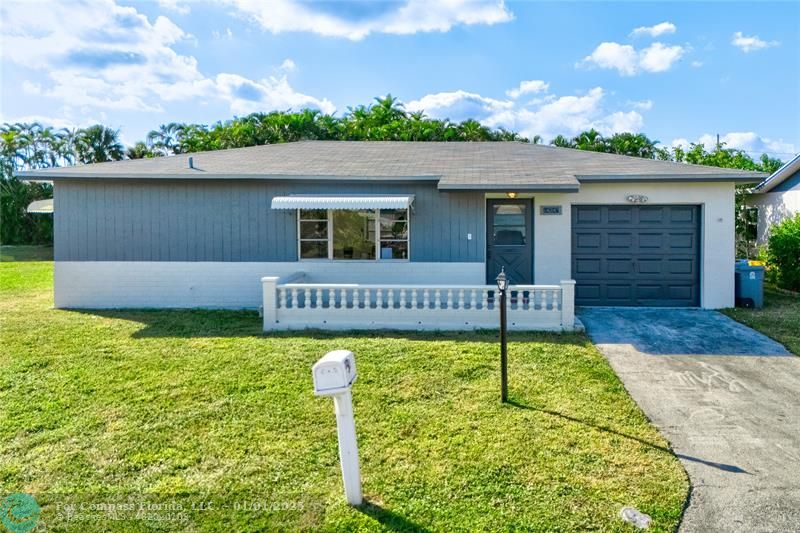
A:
[54,261,484,309]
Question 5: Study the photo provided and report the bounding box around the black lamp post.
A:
[496,268,509,403]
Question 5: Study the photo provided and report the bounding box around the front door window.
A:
[492,204,527,246]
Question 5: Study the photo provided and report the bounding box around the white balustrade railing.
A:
[262,276,576,332]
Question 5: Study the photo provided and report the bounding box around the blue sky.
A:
[2,0,798,158]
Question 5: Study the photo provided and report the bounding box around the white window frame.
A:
[297,209,330,261]
[297,208,410,262]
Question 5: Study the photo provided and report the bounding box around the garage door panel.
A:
[637,258,663,274]
[607,284,634,301]
[607,258,634,274]
[575,284,601,303]
[576,207,602,224]
[607,233,633,248]
[636,284,662,300]
[575,258,602,274]
[667,232,695,250]
[575,232,602,249]
[669,206,698,223]
[572,205,700,307]
[638,233,663,249]
[668,285,694,300]
[608,207,634,223]
[668,258,695,275]
[637,206,665,223]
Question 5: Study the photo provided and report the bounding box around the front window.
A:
[333,210,376,260]
[299,208,409,260]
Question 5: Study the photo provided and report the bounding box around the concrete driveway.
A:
[579,308,800,533]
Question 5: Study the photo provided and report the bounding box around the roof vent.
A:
[188,156,194,169]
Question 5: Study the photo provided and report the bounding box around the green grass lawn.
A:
[0,257,688,531]
[723,287,800,355]
[0,244,54,262]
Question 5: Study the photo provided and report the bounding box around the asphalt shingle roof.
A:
[18,141,765,189]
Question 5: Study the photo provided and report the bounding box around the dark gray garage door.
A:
[572,205,700,307]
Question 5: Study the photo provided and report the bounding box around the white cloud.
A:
[1,1,210,111]
[691,60,703,68]
[215,73,335,116]
[406,90,513,122]
[581,41,684,76]
[0,112,106,132]
[731,31,779,53]
[600,111,645,134]
[405,85,646,141]
[21,81,41,95]
[157,0,190,15]
[212,27,234,39]
[280,59,296,72]
[225,0,513,41]
[672,132,796,156]
[698,132,795,155]
[580,42,639,76]
[670,138,691,149]
[630,22,676,38]
[0,0,334,120]
[629,99,653,110]
[638,42,685,73]
[505,80,549,99]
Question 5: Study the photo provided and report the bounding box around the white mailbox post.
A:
[312,350,362,506]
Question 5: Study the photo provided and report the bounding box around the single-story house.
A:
[746,152,800,245]
[19,141,764,331]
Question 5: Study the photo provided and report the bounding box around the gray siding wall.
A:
[54,179,485,262]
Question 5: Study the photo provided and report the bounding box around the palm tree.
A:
[371,94,406,125]
[13,122,45,168]
[126,141,155,159]
[458,119,487,141]
[574,129,606,152]
[54,128,80,166]
[146,122,183,155]
[37,126,62,168]
[550,134,574,148]
[606,133,658,159]
[0,124,24,176]
[76,125,124,164]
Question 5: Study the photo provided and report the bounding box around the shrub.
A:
[0,177,53,245]
[767,214,800,291]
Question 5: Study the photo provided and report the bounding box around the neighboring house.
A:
[747,153,800,245]
[19,141,764,331]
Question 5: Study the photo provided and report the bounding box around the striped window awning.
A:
[271,195,414,210]
[27,199,54,214]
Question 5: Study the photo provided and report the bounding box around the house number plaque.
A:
[626,194,649,204]
[540,205,562,215]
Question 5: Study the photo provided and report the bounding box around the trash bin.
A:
[735,260,765,308]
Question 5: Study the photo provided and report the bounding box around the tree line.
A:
[0,95,784,245]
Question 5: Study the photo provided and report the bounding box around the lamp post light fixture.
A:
[496,268,509,403]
